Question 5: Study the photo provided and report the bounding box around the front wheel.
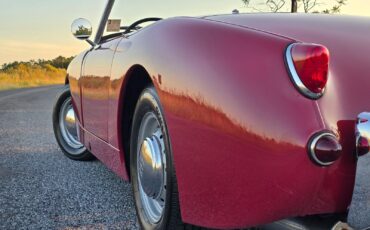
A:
[52,86,94,161]
[130,86,188,230]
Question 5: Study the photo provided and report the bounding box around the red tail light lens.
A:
[286,43,330,99]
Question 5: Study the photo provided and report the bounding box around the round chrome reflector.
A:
[308,132,342,166]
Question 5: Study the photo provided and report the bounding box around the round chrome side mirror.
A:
[71,18,93,40]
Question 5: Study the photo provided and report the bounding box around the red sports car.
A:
[52,0,370,229]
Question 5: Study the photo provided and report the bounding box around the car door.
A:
[80,37,122,141]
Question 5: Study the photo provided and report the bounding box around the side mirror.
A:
[71,18,95,46]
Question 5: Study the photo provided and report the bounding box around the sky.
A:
[0,0,369,65]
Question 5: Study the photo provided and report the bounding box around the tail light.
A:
[285,43,330,99]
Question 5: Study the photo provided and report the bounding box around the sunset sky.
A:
[0,0,369,65]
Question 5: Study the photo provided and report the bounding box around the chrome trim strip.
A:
[308,132,337,166]
[285,43,325,100]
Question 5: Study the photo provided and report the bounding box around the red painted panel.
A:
[108,18,353,228]
[67,50,88,124]
[205,14,369,217]
[68,15,363,228]
[80,123,128,180]
[80,38,122,141]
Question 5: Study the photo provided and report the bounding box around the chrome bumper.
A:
[348,112,370,229]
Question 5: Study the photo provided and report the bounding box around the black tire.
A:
[130,86,191,230]
[52,86,94,161]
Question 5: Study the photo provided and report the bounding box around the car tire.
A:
[130,86,194,230]
[52,86,94,161]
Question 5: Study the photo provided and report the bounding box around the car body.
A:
[55,2,370,229]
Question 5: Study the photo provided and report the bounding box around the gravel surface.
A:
[0,86,138,230]
[348,153,370,229]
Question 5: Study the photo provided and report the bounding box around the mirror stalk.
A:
[86,39,97,47]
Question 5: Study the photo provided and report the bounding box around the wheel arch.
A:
[65,75,69,85]
[118,64,153,178]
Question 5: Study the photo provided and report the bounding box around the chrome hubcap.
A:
[137,112,166,224]
[139,137,164,199]
[59,98,84,151]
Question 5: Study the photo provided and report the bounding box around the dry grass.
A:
[0,63,66,91]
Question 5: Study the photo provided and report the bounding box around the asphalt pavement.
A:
[1,85,368,230]
[0,85,138,229]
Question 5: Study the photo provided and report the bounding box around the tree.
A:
[242,0,347,13]
[242,0,286,12]
[291,0,298,12]
[318,0,347,13]
[1,56,75,71]
[49,56,74,69]
[75,25,91,36]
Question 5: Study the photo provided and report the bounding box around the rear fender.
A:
[108,17,350,228]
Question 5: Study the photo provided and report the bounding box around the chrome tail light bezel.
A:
[285,43,327,100]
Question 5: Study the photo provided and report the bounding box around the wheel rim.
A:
[137,112,167,224]
[59,98,84,152]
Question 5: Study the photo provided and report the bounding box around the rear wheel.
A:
[52,86,94,161]
[130,86,188,230]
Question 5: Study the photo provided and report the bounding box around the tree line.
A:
[242,0,347,13]
[1,56,75,72]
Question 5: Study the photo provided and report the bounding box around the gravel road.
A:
[0,85,138,230]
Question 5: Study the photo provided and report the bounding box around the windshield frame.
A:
[94,0,116,44]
